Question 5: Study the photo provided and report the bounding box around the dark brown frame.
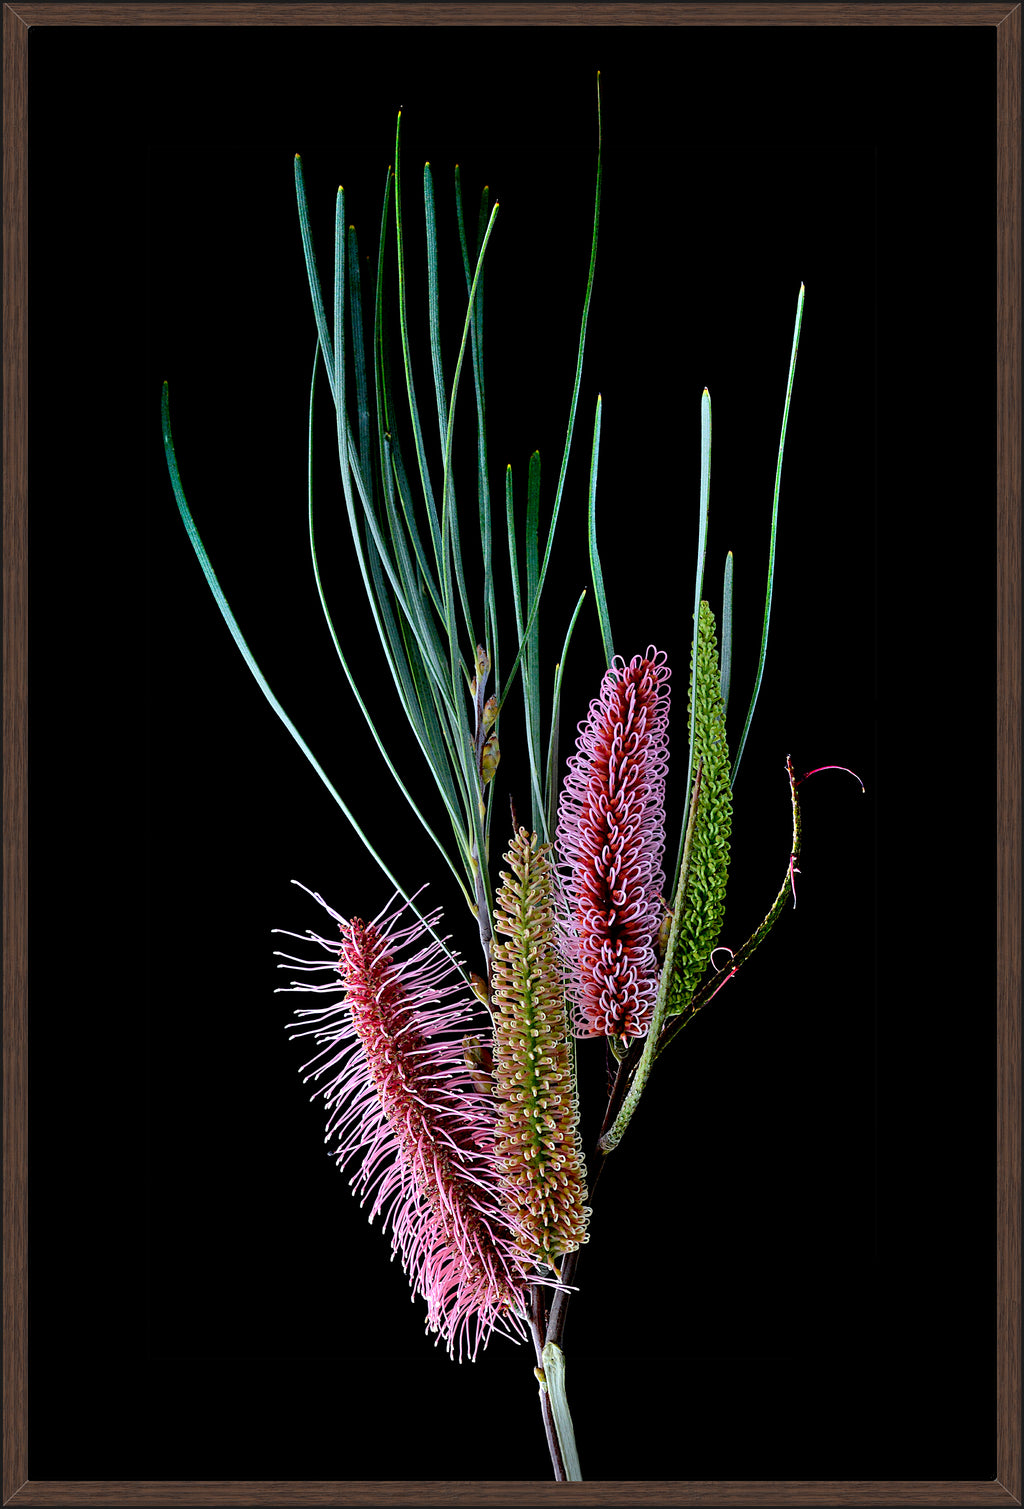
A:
[4,4,1020,1505]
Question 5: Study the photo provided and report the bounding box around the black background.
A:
[27,17,995,1485]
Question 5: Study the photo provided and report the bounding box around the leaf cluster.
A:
[165,95,605,969]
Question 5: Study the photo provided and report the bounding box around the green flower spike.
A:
[669,599,733,1014]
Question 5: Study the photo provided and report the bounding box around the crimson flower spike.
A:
[556,648,671,1039]
[275,885,535,1362]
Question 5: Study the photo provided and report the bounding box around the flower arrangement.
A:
[161,81,861,1480]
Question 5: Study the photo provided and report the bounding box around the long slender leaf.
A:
[720,549,734,716]
[586,393,613,668]
[304,347,471,902]
[423,162,448,450]
[363,463,472,841]
[333,183,349,526]
[455,170,497,688]
[333,185,452,697]
[346,224,372,479]
[392,593,475,874]
[496,73,603,711]
[162,382,464,970]
[377,434,450,690]
[312,200,463,811]
[370,170,445,623]
[545,589,587,840]
[299,167,449,723]
[504,459,544,841]
[535,75,603,608]
[294,154,335,399]
[731,282,806,786]
[437,198,501,700]
[299,192,425,738]
[341,349,457,717]
[391,118,477,700]
[672,386,712,897]
[505,461,526,672]
[392,112,445,591]
[428,199,505,920]
[472,186,496,676]
[525,450,545,836]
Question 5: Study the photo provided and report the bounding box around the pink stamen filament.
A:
[797,764,865,792]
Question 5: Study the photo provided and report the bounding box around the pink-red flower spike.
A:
[276,885,535,1362]
[556,648,671,1040]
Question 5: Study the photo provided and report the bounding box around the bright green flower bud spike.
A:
[668,600,733,1014]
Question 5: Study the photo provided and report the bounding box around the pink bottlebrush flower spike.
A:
[556,647,671,1040]
[275,885,533,1361]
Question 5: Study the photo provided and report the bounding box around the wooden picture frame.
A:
[4,4,1020,1504]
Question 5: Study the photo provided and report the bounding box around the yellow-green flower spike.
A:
[491,829,590,1266]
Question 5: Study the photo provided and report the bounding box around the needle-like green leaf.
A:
[496,72,602,710]
[438,198,501,700]
[672,387,712,897]
[587,394,614,669]
[720,549,733,717]
[455,170,497,693]
[304,347,471,903]
[346,224,372,479]
[294,154,335,398]
[525,450,545,836]
[330,196,454,721]
[295,175,460,863]
[423,162,448,451]
[299,169,450,726]
[545,589,587,841]
[731,283,805,786]
[393,112,445,595]
[162,381,465,968]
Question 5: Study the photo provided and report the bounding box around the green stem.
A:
[657,754,803,1057]
[541,1341,582,1481]
[543,1042,637,1346]
[528,1292,568,1481]
[597,758,704,1155]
